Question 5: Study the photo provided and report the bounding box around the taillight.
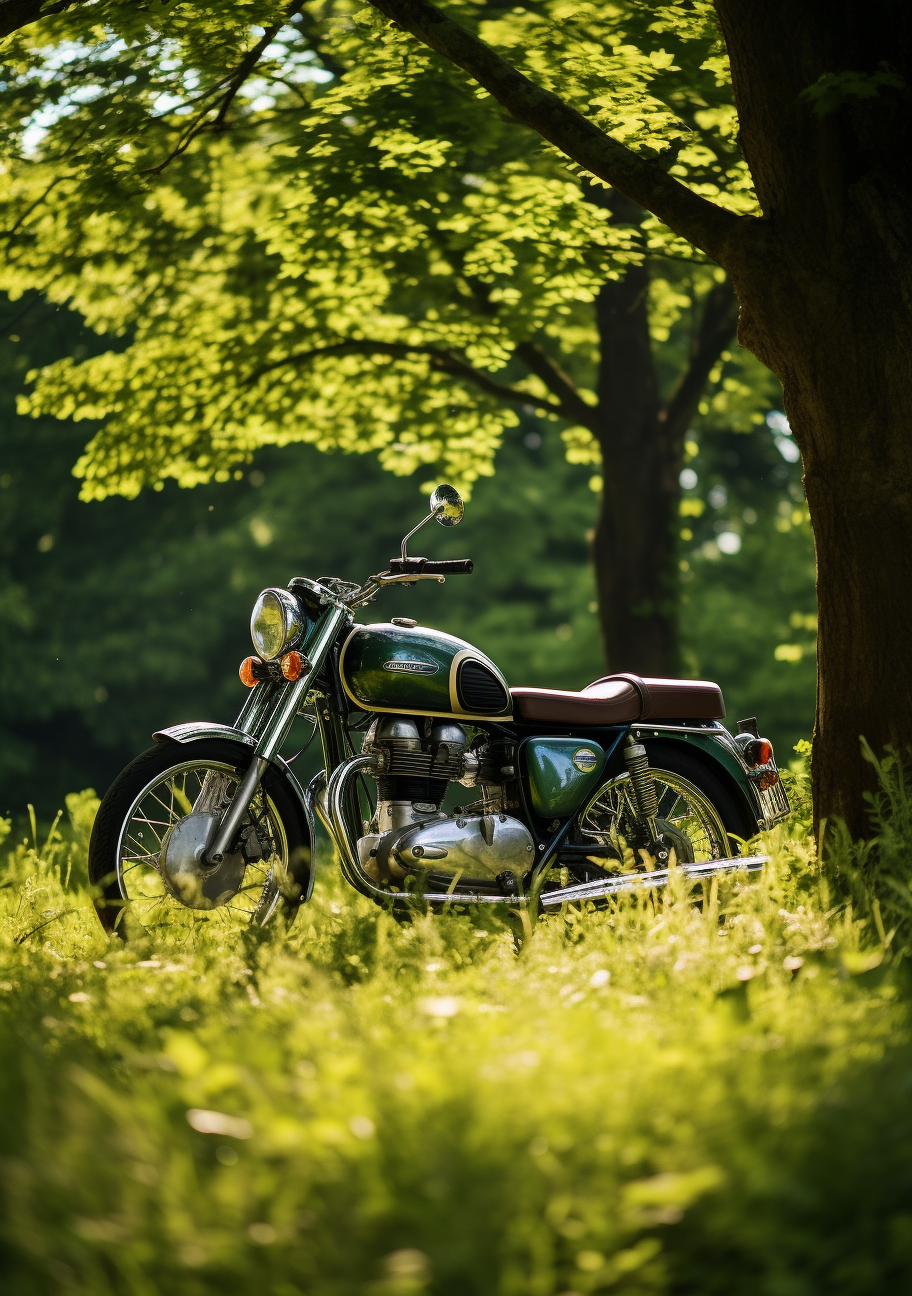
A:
[239,656,259,688]
[744,737,773,767]
[281,650,304,680]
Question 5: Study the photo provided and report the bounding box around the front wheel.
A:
[89,739,312,938]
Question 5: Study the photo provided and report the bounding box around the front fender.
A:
[153,721,317,901]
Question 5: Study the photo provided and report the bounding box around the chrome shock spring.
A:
[623,736,659,839]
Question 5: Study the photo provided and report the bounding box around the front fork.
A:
[207,604,349,863]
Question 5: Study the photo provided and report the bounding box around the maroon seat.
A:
[510,673,725,725]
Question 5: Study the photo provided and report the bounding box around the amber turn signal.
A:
[281,650,304,681]
[239,656,259,688]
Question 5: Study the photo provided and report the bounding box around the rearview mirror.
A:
[430,483,464,526]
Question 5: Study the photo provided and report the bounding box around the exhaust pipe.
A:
[536,854,768,907]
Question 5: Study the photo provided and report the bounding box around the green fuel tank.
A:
[339,623,512,721]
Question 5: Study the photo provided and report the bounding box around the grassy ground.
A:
[1,770,911,1295]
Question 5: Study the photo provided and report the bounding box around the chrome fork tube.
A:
[254,606,348,761]
[234,679,277,735]
[208,756,268,864]
[209,604,348,864]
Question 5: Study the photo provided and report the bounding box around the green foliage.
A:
[2,787,912,1292]
[678,415,816,755]
[0,0,766,497]
[799,63,906,117]
[0,292,605,812]
[824,744,912,961]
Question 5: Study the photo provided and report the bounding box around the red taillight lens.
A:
[281,650,304,681]
[239,657,259,688]
[745,737,773,767]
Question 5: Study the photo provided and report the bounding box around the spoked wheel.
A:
[89,739,310,938]
[570,744,754,877]
[577,768,728,868]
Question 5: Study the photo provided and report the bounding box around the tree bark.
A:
[591,262,738,675]
[712,0,912,836]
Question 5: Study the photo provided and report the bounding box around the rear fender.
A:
[627,721,785,834]
[153,722,317,900]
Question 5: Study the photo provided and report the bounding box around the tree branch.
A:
[659,278,740,438]
[210,10,298,131]
[0,0,75,41]
[513,341,594,427]
[249,338,584,420]
[365,0,748,267]
[141,6,298,176]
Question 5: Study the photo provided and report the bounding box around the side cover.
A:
[339,623,512,722]
[523,738,607,817]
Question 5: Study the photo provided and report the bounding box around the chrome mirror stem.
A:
[399,509,436,561]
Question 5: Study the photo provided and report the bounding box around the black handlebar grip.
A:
[388,557,474,575]
[421,559,474,575]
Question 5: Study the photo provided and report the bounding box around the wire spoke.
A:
[577,768,727,869]
[118,758,288,933]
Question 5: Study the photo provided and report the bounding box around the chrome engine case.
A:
[357,713,529,884]
[360,811,534,883]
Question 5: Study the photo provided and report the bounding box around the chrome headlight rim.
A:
[250,587,306,661]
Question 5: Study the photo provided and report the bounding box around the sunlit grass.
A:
[0,771,910,1294]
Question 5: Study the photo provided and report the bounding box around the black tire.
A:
[89,739,312,938]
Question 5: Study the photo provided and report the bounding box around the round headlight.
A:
[250,588,305,661]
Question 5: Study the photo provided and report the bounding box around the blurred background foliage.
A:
[1,289,814,816]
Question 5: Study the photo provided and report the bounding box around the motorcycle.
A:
[89,484,790,937]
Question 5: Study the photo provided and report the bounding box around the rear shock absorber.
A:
[623,734,659,843]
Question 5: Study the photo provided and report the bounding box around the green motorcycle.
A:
[89,485,789,936]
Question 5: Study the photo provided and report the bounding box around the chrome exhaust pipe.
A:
[536,854,768,907]
[327,755,394,903]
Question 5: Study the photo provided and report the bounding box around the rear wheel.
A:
[89,739,311,938]
[573,744,754,873]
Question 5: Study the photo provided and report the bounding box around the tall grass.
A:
[0,763,911,1295]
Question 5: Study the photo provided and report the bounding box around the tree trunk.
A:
[731,250,912,838]
[713,0,912,835]
[592,262,679,674]
[590,203,738,674]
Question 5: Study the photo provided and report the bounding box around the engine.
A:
[356,716,534,890]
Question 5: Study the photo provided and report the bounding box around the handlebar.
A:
[387,557,474,575]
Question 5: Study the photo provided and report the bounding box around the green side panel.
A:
[341,623,509,717]
[524,738,607,817]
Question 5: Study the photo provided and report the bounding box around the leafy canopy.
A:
[0,1,763,499]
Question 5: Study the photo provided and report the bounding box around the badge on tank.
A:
[382,660,439,675]
[573,748,600,772]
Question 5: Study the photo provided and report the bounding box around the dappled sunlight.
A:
[0,765,910,1291]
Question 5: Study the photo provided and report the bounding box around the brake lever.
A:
[343,570,446,610]
[368,571,446,587]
